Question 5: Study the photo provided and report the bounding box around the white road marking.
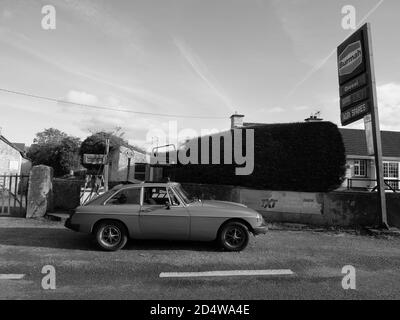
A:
[159,269,294,278]
[0,274,25,280]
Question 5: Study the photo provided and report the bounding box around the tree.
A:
[33,128,68,145]
[28,129,81,177]
[79,131,127,173]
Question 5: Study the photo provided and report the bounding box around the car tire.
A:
[95,221,128,251]
[218,221,249,251]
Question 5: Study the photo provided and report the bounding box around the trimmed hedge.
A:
[163,122,346,192]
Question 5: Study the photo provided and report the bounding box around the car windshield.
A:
[172,184,194,204]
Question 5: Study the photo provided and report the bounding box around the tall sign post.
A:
[337,23,388,228]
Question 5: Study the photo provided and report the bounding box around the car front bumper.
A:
[252,224,268,235]
[65,218,80,232]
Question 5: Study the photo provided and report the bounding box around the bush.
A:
[163,121,346,192]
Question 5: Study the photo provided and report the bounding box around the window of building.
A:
[106,187,141,205]
[353,160,367,177]
[383,162,399,190]
[134,163,146,181]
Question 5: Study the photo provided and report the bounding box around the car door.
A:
[139,186,190,240]
[101,186,142,237]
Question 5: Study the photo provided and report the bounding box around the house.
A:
[339,128,400,191]
[0,135,31,176]
[108,144,149,182]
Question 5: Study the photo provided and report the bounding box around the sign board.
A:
[83,154,106,165]
[337,23,388,228]
[337,24,372,126]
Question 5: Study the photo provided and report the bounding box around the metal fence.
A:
[347,178,399,193]
[0,174,30,215]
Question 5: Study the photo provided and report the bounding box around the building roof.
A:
[339,128,400,158]
[12,143,27,153]
[0,135,27,157]
[243,122,267,127]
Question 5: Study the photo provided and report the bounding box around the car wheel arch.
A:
[92,219,129,237]
[216,218,253,239]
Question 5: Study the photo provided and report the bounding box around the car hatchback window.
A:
[106,188,141,205]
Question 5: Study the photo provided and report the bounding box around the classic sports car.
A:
[65,182,267,251]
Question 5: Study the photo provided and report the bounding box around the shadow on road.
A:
[0,227,218,252]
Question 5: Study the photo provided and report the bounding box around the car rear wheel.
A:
[95,221,128,251]
[218,222,249,251]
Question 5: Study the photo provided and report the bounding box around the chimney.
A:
[304,111,323,122]
[230,113,244,129]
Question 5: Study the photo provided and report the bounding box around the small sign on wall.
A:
[240,189,322,215]
[83,154,106,165]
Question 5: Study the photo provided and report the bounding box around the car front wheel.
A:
[95,221,128,251]
[218,222,249,251]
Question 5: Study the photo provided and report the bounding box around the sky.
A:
[1,0,400,150]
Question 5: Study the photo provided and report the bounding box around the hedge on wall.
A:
[163,121,346,192]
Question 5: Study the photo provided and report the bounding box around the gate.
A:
[0,174,30,216]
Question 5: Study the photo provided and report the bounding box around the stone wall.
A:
[26,165,53,218]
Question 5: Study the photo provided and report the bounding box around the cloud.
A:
[173,36,235,113]
[377,82,400,131]
[0,25,183,113]
[2,9,13,19]
[293,105,310,111]
[65,90,99,105]
[269,107,285,113]
[50,0,144,44]
[258,106,285,113]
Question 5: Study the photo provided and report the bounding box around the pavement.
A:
[0,217,400,300]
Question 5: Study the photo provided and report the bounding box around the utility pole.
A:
[104,138,110,192]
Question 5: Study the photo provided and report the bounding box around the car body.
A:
[65,181,267,251]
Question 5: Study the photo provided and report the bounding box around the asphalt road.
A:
[0,217,399,300]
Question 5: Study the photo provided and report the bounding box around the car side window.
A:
[168,188,180,206]
[106,188,141,205]
[143,187,169,205]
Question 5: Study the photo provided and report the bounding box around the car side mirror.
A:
[165,201,171,210]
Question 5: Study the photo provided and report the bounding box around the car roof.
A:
[111,181,179,190]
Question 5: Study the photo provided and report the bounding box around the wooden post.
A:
[364,23,388,229]
[104,138,110,192]
[8,175,12,214]
[126,157,131,181]
[1,175,5,214]
[13,174,17,206]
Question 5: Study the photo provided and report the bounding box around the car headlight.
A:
[256,213,263,223]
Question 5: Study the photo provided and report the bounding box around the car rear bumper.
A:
[65,218,80,232]
[252,225,268,235]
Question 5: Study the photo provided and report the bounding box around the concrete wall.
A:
[182,183,400,228]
